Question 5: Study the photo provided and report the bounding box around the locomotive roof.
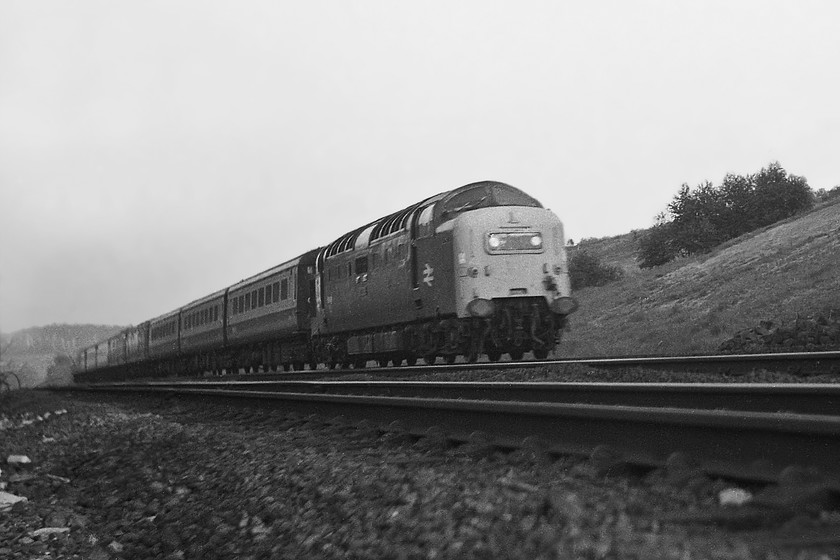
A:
[323,181,541,258]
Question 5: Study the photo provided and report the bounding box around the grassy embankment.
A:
[563,199,840,357]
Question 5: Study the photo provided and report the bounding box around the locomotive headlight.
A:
[485,232,545,253]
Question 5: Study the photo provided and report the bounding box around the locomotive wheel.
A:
[465,351,479,363]
[282,363,291,372]
[509,349,524,361]
[405,356,417,366]
[486,344,502,362]
[444,354,457,365]
[533,348,549,360]
[293,361,304,371]
[354,358,367,369]
[423,354,437,365]
[328,360,339,370]
[377,357,389,367]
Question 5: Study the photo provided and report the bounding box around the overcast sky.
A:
[1,1,838,332]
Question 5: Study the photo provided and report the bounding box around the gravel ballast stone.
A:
[1,390,839,559]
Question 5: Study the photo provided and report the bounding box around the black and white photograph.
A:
[2,1,839,558]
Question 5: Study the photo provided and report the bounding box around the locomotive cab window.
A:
[490,185,541,208]
[417,204,435,237]
[440,183,542,222]
[355,256,368,275]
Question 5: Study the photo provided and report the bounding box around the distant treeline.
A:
[637,162,836,268]
[2,323,124,355]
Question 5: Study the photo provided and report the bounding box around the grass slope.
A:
[563,200,840,357]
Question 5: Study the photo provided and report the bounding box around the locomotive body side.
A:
[311,181,577,365]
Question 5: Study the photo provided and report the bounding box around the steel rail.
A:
[85,380,840,416]
[190,349,840,380]
[71,385,840,486]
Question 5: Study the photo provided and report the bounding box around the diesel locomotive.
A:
[75,181,577,382]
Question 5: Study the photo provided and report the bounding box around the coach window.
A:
[271,282,279,302]
[258,287,265,307]
[245,292,251,311]
[347,262,352,277]
[281,278,288,300]
[251,290,257,308]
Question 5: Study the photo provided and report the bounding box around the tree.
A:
[637,162,814,268]
[568,250,624,289]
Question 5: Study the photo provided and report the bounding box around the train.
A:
[74,181,578,383]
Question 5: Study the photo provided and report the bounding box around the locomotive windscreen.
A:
[440,182,541,220]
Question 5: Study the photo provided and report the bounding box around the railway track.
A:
[69,377,840,492]
[186,349,840,381]
[83,379,840,415]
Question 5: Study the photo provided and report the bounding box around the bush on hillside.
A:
[568,250,624,289]
[718,311,840,354]
[638,162,813,268]
[814,186,840,202]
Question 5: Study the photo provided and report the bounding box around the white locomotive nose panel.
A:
[452,206,574,319]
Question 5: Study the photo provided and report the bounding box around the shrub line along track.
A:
[70,377,840,491]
